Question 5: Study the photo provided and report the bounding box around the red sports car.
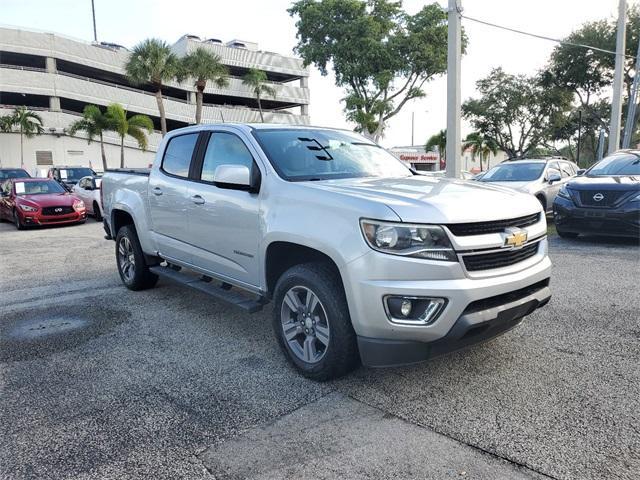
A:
[0,178,87,229]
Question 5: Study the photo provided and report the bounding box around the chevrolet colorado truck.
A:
[102,124,551,380]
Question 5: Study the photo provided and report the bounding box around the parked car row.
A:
[0,167,104,230]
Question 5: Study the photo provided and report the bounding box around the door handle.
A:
[191,194,205,205]
[152,187,163,196]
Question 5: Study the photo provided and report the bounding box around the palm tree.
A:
[6,107,44,168]
[106,104,154,168]
[426,129,447,161]
[125,39,181,136]
[68,105,114,172]
[182,48,229,124]
[242,68,277,122]
[462,132,499,172]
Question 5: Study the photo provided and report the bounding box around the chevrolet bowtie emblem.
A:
[504,229,528,248]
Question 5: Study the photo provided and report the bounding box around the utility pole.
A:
[623,36,640,148]
[91,0,98,42]
[411,112,415,146]
[576,110,582,167]
[609,0,626,154]
[445,0,462,178]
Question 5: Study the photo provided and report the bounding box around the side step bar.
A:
[149,265,265,313]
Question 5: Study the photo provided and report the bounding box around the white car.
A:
[72,176,103,221]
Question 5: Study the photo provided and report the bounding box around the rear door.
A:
[186,130,262,287]
[148,132,200,263]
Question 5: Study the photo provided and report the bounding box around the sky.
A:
[1,0,627,148]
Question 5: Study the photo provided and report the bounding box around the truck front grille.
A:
[447,213,540,236]
[462,242,539,271]
[42,206,74,215]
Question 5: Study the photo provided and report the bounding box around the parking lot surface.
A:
[1,221,638,480]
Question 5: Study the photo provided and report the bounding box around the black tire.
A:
[557,228,578,239]
[93,202,102,221]
[115,225,158,291]
[272,262,359,381]
[13,210,24,230]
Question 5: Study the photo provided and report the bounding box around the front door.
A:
[186,130,262,287]
[148,132,200,263]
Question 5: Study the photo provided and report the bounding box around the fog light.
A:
[385,296,447,325]
[400,299,412,317]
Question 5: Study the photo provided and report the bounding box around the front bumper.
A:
[19,210,86,226]
[553,196,640,238]
[342,238,552,367]
[358,279,550,367]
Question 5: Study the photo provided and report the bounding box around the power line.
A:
[460,13,635,59]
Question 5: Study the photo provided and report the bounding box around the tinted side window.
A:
[201,133,254,182]
[560,162,574,177]
[162,133,199,178]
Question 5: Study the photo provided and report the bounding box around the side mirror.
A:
[547,173,561,184]
[213,164,252,191]
[577,169,586,176]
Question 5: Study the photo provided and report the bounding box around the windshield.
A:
[480,163,545,182]
[253,129,412,181]
[0,169,30,180]
[15,180,66,195]
[59,168,94,181]
[588,153,640,176]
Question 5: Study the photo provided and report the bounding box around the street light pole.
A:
[608,0,626,154]
[445,0,462,178]
[576,110,582,167]
[91,0,98,42]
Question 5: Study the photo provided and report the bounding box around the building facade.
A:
[388,146,441,171]
[0,27,310,173]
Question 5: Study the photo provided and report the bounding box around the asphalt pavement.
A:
[0,220,638,480]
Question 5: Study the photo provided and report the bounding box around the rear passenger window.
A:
[560,163,574,177]
[200,133,254,182]
[162,133,199,178]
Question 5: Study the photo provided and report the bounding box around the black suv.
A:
[48,166,96,189]
[553,150,640,239]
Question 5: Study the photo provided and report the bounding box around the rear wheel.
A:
[272,263,359,381]
[115,225,158,291]
[13,210,24,230]
[93,202,102,221]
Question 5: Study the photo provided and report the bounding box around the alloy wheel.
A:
[280,286,330,364]
[118,236,136,282]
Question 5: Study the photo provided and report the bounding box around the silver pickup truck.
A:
[102,124,551,380]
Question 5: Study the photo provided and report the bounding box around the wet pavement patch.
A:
[0,304,129,362]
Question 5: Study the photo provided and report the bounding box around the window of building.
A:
[200,133,254,182]
[161,133,199,178]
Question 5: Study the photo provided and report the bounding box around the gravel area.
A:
[0,220,638,479]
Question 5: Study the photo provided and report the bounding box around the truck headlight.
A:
[19,204,38,212]
[360,219,457,261]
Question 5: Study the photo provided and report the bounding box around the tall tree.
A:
[181,47,229,124]
[125,39,181,136]
[289,0,454,141]
[4,106,44,168]
[462,132,498,172]
[68,105,114,172]
[106,104,154,168]
[242,68,276,122]
[463,68,572,158]
[425,129,446,161]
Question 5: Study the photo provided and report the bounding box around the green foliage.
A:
[5,106,44,137]
[463,68,572,159]
[462,132,498,171]
[106,103,154,168]
[68,105,114,171]
[425,129,446,160]
[289,0,455,140]
[242,68,277,122]
[181,47,229,90]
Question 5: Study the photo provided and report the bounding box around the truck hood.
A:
[305,175,541,223]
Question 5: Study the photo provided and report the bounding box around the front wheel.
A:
[13,210,24,230]
[272,263,359,381]
[115,225,158,291]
